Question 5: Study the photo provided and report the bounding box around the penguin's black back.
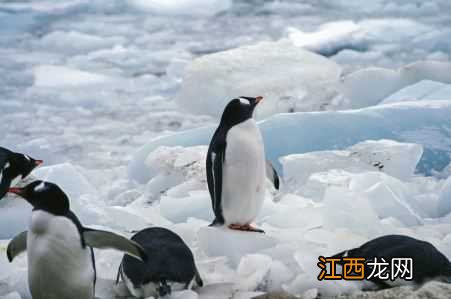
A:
[0,147,12,164]
[0,147,13,198]
[341,235,451,283]
[122,227,197,287]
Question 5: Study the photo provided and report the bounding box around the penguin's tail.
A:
[209,217,224,227]
[331,250,348,259]
[158,278,171,297]
[194,268,204,287]
[115,262,123,285]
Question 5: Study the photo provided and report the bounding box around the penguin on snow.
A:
[0,147,43,200]
[117,227,203,298]
[333,234,451,288]
[206,96,279,233]
[6,180,147,299]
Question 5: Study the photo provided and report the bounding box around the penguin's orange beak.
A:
[255,96,263,104]
[8,187,24,196]
[35,160,43,166]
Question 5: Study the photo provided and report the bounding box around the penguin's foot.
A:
[228,224,265,233]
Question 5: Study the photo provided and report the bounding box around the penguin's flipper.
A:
[7,231,27,262]
[206,136,226,225]
[265,160,280,190]
[83,229,147,262]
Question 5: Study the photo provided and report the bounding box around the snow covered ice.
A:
[2,0,451,298]
[176,40,342,119]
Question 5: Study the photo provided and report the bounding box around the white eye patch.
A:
[25,155,31,161]
[239,98,250,105]
[4,162,10,170]
[34,182,46,192]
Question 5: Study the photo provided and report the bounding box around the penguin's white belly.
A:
[222,119,266,225]
[27,211,94,299]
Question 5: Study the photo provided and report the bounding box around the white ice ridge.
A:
[129,100,451,183]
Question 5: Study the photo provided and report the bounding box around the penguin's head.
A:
[6,152,43,180]
[220,96,263,127]
[8,181,69,215]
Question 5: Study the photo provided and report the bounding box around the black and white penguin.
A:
[6,180,147,299]
[333,234,451,288]
[117,227,203,298]
[0,147,43,199]
[206,96,279,233]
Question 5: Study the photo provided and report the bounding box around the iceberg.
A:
[287,19,433,58]
[281,140,423,190]
[129,100,451,183]
[339,61,451,108]
[382,80,451,104]
[175,40,342,119]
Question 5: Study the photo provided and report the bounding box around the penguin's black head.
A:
[220,96,263,127]
[6,152,43,180]
[8,181,69,215]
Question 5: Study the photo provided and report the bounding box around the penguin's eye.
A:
[239,98,250,105]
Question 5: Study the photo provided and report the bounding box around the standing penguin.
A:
[332,234,451,288]
[117,227,203,298]
[0,147,43,200]
[6,180,147,299]
[206,96,278,233]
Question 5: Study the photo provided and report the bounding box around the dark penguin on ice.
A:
[117,227,203,298]
[206,96,279,233]
[333,234,451,288]
[6,180,147,299]
[0,147,42,200]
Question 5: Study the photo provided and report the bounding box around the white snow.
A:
[176,40,342,119]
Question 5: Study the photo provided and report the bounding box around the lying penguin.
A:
[333,234,451,288]
[206,96,279,233]
[0,147,42,200]
[6,180,147,299]
[117,227,203,298]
